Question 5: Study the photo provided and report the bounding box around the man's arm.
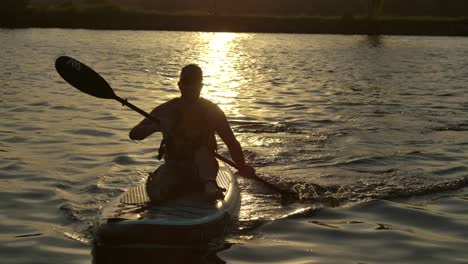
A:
[129,108,161,140]
[215,109,251,167]
[217,121,246,168]
[216,119,256,178]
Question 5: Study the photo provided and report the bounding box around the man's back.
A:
[155,97,226,161]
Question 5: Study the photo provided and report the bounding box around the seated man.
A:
[129,64,255,202]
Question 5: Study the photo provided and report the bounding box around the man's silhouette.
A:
[130,64,254,202]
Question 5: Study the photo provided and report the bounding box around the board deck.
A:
[93,162,240,246]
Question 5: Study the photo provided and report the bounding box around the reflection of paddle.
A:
[55,56,297,200]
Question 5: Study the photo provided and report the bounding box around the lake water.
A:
[1,28,468,263]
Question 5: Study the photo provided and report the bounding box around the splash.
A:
[279,176,468,206]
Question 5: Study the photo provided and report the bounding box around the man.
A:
[129,64,255,202]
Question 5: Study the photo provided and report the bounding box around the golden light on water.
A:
[196,32,248,114]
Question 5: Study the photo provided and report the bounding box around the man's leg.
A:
[146,164,178,202]
[194,147,224,200]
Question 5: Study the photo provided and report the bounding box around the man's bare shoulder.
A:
[152,98,180,114]
[198,97,228,127]
[199,97,224,114]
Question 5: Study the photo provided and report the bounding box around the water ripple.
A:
[2,30,468,263]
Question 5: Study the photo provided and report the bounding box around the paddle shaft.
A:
[115,96,159,124]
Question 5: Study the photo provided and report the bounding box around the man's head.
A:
[178,64,203,102]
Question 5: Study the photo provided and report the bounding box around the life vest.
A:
[157,99,217,162]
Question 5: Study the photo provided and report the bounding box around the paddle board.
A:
[93,162,240,246]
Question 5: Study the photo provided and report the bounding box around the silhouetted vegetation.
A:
[3,0,29,11]
[1,0,468,36]
[110,0,467,18]
[1,0,30,26]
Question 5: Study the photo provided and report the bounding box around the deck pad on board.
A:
[93,163,240,245]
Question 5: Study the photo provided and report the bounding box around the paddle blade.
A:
[55,56,117,99]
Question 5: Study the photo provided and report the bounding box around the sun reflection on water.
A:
[196,32,250,115]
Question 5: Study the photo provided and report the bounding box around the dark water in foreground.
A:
[1,29,468,263]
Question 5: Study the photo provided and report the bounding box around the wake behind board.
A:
[93,162,240,246]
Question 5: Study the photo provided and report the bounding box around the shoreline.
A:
[2,13,468,36]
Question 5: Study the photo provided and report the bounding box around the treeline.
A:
[116,0,468,17]
[9,0,468,18]
[380,0,467,17]
[1,0,468,36]
[216,0,468,17]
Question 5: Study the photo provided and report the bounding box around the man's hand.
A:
[238,164,256,179]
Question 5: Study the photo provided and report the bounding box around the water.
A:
[1,28,468,263]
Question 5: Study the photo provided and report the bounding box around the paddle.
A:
[55,56,297,200]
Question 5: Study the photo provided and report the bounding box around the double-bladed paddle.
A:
[55,56,297,200]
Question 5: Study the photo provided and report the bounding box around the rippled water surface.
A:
[1,29,468,263]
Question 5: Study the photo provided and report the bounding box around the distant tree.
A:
[3,0,29,12]
[84,0,111,6]
[211,0,217,15]
[367,0,383,20]
[0,0,29,25]
[58,1,74,9]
